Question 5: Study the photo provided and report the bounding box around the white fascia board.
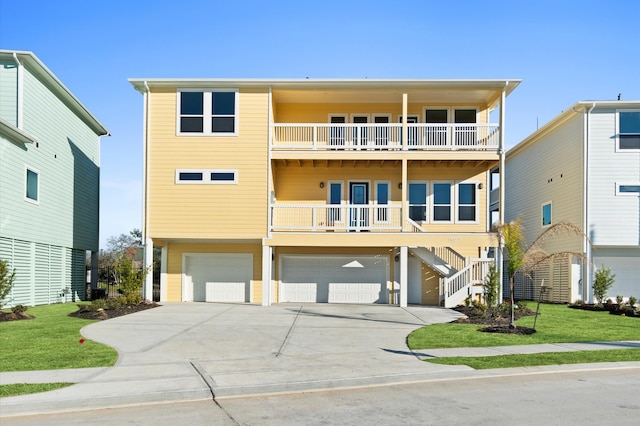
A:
[0,118,37,144]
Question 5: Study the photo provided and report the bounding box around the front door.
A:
[349,182,369,230]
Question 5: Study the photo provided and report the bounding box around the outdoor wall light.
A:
[398,183,402,189]
[394,254,400,262]
[478,183,484,189]
[319,182,325,188]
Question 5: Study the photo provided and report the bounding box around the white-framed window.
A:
[617,110,640,151]
[372,114,392,146]
[175,169,238,184]
[432,182,453,222]
[177,90,238,135]
[457,182,478,222]
[408,181,427,222]
[327,180,344,224]
[328,114,347,146]
[375,180,390,222]
[616,183,640,196]
[25,166,39,203]
[541,201,552,226]
[399,115,420,147]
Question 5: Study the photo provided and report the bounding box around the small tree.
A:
[483,262,500,316]
[113,253,149,304]
[593,264,615,306]
[0,259,16,310]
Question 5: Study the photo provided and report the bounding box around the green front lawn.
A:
[0,303,118,372]
[0,383,73,398]
[408,303,640,350]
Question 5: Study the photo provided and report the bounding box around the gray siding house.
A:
[505,101,640,303]
[0,50,109,306]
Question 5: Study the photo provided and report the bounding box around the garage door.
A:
[593,248,640,298]
[183,254,252,302]
[279,255,389,304]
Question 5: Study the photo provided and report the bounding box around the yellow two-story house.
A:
[129,79,520,307]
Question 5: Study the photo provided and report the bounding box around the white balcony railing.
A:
[272,123,499,151]
[271,203,402,232]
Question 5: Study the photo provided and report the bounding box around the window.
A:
[25,167,38,202]
[616,183,640,195]
[329,115,346,146]
[177,90,237,135]
[328,181,343,224]
[618,111,640,150]
[542,202,552,226]
[375,181,390,222]
[458,183,477,222]
[176,169,237,184]
[408,182,427,221]
[432,182,452,222]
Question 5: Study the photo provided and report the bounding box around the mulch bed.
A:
[69,302,160,320]
[453,305,537,335]
[0,311,35,322]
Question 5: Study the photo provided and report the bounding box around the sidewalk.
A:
[2,341,639,386]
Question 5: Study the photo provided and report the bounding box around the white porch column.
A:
[399,246,408,307]
[160,242,168,302]
[262,245,272,306]
[143,238,153,301]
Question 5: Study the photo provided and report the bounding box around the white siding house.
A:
[505,101,640,303]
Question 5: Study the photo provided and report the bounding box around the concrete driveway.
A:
[1,303,471,416]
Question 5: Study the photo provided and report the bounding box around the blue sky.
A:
[1,0,639,249]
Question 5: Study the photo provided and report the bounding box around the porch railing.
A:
[271,203,402,231]
[442,258,494,307]
[271,123,499,151]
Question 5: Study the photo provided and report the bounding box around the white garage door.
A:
[183,254,252,302]
[593,248,640,299]
[279,255,389,304]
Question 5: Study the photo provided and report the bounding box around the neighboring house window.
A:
[542,202,552,226]
[25,167,39,202]
[616,183,640,195]
[409,182,427,221]
[458,183,477,222]
[618,111,640,150]
[175,169,237,184]
[432,182,452,222]
[375,181,390,222]
[177,90,237,135]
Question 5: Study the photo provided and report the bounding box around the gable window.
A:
[177,90,237,135]
[176,169,237,184]
[618,111,640,150]
[616,183,640,195]
[25,167,39,202]
[432,182,452,222]
[542,202,552,226]
[458,183,477,222]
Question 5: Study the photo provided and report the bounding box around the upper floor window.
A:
[25,167,39,203]
[618,111,640,150]
[432,182,452,222]
[175,169,238,184]
[177,90,237,135]
[542,202,552,226]
[457,183,477,222]
[616,183,640,196]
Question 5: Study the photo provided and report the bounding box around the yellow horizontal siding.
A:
[147,88,269,239]
[165,242,263,302]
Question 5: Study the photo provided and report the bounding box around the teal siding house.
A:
[0,50,109,306]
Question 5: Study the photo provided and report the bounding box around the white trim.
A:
[175,169,238,184]
[374,180,391,224]
[24,165,39,204]
[423,106,449,123]
[541,200,553,227]
[372,113,392,124]
[615,182,640,196]
[453,107,479,124]
[328,114,347,123]
[327,180,344,203]
[615,109,640,152]
[431,181,454,223]
[349,113,370,122]
[456,181,480,224]
[408,180,428,223]
[176,89,238,136]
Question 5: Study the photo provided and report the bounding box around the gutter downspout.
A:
[12,52,24,129]
[498,84,507,305]
[142,81,153,301]
[583,103,595,303]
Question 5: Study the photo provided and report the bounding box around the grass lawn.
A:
[0,383,73,398]
[0,303,118,372]
[408,303,640,350]
[428,348,640,369]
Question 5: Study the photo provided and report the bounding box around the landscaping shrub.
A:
[593,264,615,306]
[0,259,16,309]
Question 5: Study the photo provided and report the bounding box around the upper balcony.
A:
[271,123,499,152]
